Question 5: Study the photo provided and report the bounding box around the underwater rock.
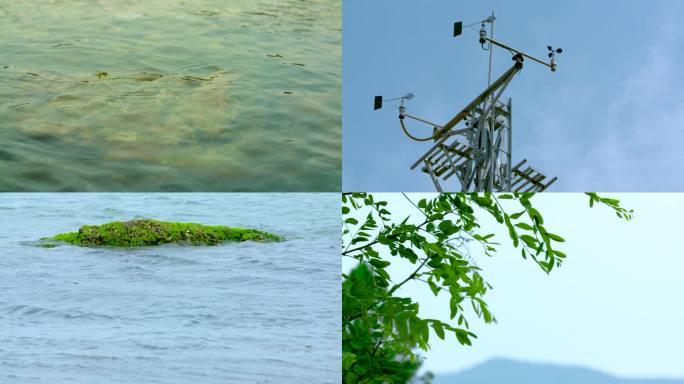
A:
[133,72,163,82]
[44,219,280,247]
[0,149,18,161]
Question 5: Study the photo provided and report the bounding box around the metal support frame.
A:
[403,59,556,192]
[408,96,555,192]
[375,13,560,192]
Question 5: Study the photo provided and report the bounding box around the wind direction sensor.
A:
[373,11,562,192]
[373,93,414,111]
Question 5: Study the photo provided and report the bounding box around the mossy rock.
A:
[44,219,280,247]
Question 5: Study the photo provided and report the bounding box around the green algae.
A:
[44,219,280,247]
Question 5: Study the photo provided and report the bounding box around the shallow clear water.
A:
[0,193,340,383]
[0,0,341,191]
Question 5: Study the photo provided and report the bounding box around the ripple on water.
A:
[0,194,340,383]
[117,252,204,266]
[0,0,340,192]
[1,304,116,321]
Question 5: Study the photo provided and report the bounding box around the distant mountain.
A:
[432,358,684,384]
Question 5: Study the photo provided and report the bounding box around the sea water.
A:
[0,0,341,191]
[0,193,340,383]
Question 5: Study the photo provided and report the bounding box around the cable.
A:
[399,119,440,142]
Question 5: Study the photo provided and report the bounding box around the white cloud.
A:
[521,15,684,191]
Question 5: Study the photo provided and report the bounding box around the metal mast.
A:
[373,14,562,192]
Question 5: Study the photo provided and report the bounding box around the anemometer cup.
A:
[547,46,562,72]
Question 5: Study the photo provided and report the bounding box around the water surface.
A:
[0,0,341,191]
[0,193,340,383]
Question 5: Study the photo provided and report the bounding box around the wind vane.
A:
[374,12,562,192]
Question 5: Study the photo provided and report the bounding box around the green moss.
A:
[45,219,280,247]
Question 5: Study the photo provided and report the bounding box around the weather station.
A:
[374,12,562,192]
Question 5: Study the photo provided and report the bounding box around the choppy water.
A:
[0,0,341,191]
[0,193,340,383]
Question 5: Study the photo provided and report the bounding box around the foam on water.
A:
[0,193,341,383]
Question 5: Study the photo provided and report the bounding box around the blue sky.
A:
[343,193,684,378]
[343,1,684,191]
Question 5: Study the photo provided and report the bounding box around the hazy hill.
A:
[433,358,684,384]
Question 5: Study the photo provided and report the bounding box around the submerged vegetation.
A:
[44,219,280,247]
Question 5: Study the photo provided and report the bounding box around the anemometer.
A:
[374,12,562,192]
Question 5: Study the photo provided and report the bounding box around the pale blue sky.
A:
[343,1,684,191]
[342,193,684,378]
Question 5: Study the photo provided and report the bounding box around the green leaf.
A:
[455,329,472,346]
[504,214,519,248]
[552,249,567,258]
[428,277,441,296]
[342,352,357,370]
[345,218,358,225]
[449,296,459,319]
[369,259,390,268]
[341,192,631,383]
[474,233,495,241]
[398,247,419,263]
[528,207,544,225]
[548,233,565,242]
[396,317,408,340]
[432,321,445,340]
[481,303,492,323]
[438,220,459,236]
[520,234,537,248]
[510,210,526,220]
[515,222,534,231]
